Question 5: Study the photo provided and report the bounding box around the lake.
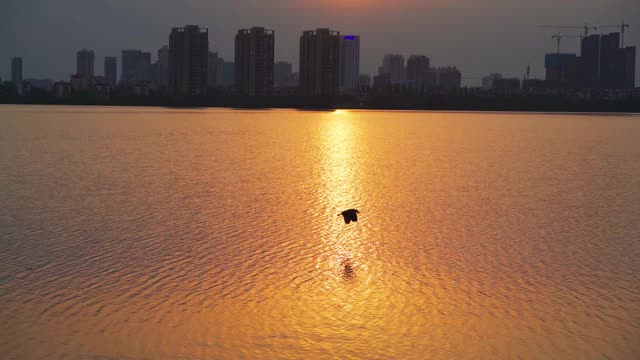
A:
[1,105,639,359]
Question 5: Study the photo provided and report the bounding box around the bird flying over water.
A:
[338,209,360,224]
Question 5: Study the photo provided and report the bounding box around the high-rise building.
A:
[136,52,151,82]
[207,51,222,88]
[121,50,151,83]
[216,61,235,87]
[544,54,577,86]
[381,54,405,84]
[235,27,275,96]
[599,33,621,89]
[575,32,636,89]
[151,45,170,88]
[158,46,169,69]
[11,57,22,83]
[300,28,341,96]
[340,35,360,91]
[373,72,391,88]
[358,74,371,89]
[168,25,209,97]
[274,61,293,87]
[406,55,430,86]
[423,68,438,88]
[599,32,635,89]
[620,46,636,89]
[76,49,95,77]
[104,56,117,85]
[121,50,139,83]
[437,67,461,89]
[577,35,600,89]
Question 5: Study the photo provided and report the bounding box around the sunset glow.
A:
[3,0,640,357]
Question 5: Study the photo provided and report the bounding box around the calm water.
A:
[1,105,639,359]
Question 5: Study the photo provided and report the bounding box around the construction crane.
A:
[540,23,597,37]
[551,33,581,54]
[597,21,630,47]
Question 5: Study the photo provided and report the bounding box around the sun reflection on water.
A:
[315,111,374,289]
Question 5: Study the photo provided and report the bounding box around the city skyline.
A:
[2,23,635,97]
[2,0,638,85]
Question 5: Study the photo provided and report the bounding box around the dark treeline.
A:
[1,81,639,112]
[366,89,640,112]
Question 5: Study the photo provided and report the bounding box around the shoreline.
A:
[2,96,640,113]
[2,102,639,116]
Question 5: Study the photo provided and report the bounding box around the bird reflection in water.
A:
[341,257,356,279]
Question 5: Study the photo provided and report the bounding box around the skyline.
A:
[2,0,639,86]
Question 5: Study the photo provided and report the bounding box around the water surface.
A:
[1,106,639,359]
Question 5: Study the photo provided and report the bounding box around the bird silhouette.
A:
[338,209,360,224]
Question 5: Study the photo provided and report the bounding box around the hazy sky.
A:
[2,0,639,86]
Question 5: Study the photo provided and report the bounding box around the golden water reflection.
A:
[1,107,639,359]
[318,111,369,278]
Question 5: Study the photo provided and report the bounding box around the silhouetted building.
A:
[599,32,636,89]
[482,73,502,90]
[121,50,137,82]
[235,27,275,96]
[600,33,621,89]
[545,54,577,87]
[24,78,53,91]
[92,76,112,99]
[169,25,209,97]
[372,72,391,88]
[300,28,341,96]
[437,67,461,89]
[207,51,221,88]
[217,61,235,87]
[274,61,293,87]
[358,74,371,89]
[151,45,169,89]
[340,35,360,91]
[70,74,94,93]
[621,46,636,89]
[76,49,95,77]
[406,55,430,87]
[136,52,151,82]
[522,79,555,94]
[121,50,151,83]
[423,68,438,88]
[17,81,31,96]
[577,35,600,89]
[11,57,22,84]
[492,78,521,91]
[381,54,405,84]
[53,81,71,98]
[575,32,636,89]
[104,56,117,85]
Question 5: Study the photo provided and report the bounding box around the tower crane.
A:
[551,33,581,54]
[540,23,597,37]
[597,21,630,47]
